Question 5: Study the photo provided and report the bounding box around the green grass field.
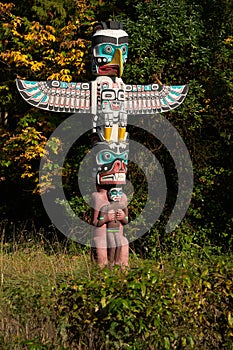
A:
[1,236,232,350]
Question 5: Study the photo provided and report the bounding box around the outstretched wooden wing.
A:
[16,79,188,116]
[16,79,95,113]
[124,83,189,114]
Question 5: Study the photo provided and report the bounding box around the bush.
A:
[55,258,233,349]
[1,248,232,349]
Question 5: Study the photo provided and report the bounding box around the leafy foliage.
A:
[55,260,233,349]
[0,0,232,251]
[114,0,233,252]
[1,246,233,350]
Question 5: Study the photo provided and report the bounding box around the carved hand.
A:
[107,209,116,222]
[116,209,125,221]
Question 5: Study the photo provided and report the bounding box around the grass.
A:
[0,242,92,349]
[0,219,93,349]
[0,225,233,349]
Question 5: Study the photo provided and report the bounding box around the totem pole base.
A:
[91,187,129,268]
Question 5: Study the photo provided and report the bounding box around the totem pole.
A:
[16,21,188,267]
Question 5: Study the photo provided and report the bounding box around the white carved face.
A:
[108,187,123,202]
[92,29,128,77]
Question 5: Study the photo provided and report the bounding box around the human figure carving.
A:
[91,186,129,267]
[97,187,128,265]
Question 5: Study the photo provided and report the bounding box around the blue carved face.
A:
[108,187,123,202]
[92,29,128,77]
[97,149,128,166]
[92,142,129,185]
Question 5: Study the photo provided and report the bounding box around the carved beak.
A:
[107,48,123,77]
[97,48,123,77]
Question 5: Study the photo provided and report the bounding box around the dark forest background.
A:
[0,0,232,254]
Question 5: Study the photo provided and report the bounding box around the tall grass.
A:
[0,220,92,349]
[0,220,233,349]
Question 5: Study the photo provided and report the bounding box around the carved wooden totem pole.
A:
[16,21,188,267]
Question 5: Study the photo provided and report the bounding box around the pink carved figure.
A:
[91,186,129,267]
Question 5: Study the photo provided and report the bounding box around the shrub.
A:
[55,258,233,349]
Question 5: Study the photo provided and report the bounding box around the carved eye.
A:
[104,45,113,54]
[97,149,117,165]
[119,152,128,163]
[102,90,116,100]
[121,46,127,54]
[118,91,124,101]
[103,152,111,160]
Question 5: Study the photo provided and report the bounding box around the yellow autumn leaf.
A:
[12,29,23,38]
[24,33,35,41]
[60,75,72,82]
[30,21,41,31]
[31,61,45,72]
[0,2,14,13]
[47,72,61,81]
[45,25,56,34]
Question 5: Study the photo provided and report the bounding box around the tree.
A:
[112,0,233,251]
[0,0,95,222]
[0,0,232,251]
